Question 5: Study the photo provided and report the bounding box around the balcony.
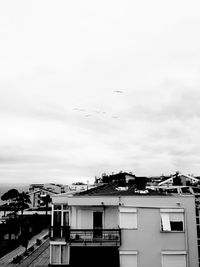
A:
[50,226,70,240]
[50,226,121,246]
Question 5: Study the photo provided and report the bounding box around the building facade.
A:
[28,188,56,209]
[49,187,198,267]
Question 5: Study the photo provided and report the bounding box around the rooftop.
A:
[75,183,171,197]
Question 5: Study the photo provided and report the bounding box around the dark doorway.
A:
[93,211,103,238]
[53,211,61,238]
[70,247,119,267]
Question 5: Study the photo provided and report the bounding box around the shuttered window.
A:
[51,245,60,264]
[162,253,186,267]
[51,244,69,265]
[61,245,68,264]
[119,207,137,229]
[120,251,137,267]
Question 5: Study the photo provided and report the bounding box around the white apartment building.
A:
[49,184,198,267]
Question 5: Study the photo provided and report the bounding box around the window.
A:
[93,211,103,238]
[61,245,68,264]
[119,207,137,229]
[54,205,62,210]
[51,244,69,265]
[63,211,69,226]
[52,205,69,226]
[52,204,70,238]
[161,252,186,267]
[63,204,68,210]
[181,187,191,194]
[160,209,184,232]
[120,251,137,267]
[51,245,60,264]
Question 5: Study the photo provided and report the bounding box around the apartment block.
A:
[49,184,198,267]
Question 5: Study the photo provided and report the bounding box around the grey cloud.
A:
[0,143,65,167]
[168,146,200,158]
[125,85,200,123]
[0,153,58,165]
[142,143,200,158]
[33,105,124,137]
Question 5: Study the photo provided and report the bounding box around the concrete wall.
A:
[119,196,198,267]
[120,208,186,267]
[68,196,119,206]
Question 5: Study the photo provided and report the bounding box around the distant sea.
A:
[0,183,29,205]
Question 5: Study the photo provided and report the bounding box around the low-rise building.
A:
[69,182,95,192]
[29,183,69,194]
[49,183,198,267]
[158,173,199,187]
[28,188,56,209]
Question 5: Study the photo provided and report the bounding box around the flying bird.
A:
[73,108,85,112]
[112,116,119,119]
[113,90,123,93]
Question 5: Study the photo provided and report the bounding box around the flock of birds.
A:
[73,90,124,120]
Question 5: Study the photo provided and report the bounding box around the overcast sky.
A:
[1,0,200,184]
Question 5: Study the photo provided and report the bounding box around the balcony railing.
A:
[50,226,121,246]
[50,226,70,239]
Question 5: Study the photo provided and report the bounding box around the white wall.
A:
[119,196,198,267]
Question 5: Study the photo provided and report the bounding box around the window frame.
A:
[52,204,70,227]
[161,251,187,267]
[51,204,70,239]
[119,250,138,267]
[160,209,184,232]
[50,243,69,265]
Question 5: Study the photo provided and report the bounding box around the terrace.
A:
[50,226,120,246]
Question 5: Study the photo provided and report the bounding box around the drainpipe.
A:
[118,196,122,249]
[184,207,189,267]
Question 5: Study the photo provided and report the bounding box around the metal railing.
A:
[50,226,70,239]
[50,226,120,245]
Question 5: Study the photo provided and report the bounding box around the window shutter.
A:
[120,252,137,267]
[119,207,137,229]
[61,245,69,264]
[161,213,171,231]
[51,245,60,264]
[162,254,186,267]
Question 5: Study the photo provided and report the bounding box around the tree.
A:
[1,189,31,216]
[1,189,31,244]
[16,192,31,215]
[43,194,51,216]
[1,189,19,203]
[1,189,20,217]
